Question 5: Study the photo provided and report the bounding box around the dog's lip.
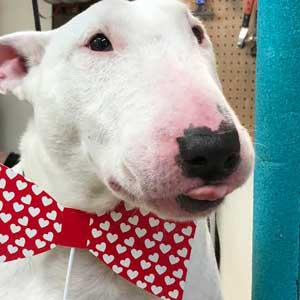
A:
[185,184,231,201]
[109,178,232,202]
[176,184,232,213]
[108,178,231,215]
[176,195,224,213]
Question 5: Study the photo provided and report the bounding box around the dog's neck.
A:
[19,120,119,214]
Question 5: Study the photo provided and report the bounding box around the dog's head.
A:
[0,0,253,220]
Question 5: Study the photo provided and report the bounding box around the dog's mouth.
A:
[174,184,230,213]
[176,195,224,213]
[108,178,230,217]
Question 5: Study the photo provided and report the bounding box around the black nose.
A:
[176,123,241,181]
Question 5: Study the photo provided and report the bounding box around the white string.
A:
[14,162,76,300]
[63,248,76,300]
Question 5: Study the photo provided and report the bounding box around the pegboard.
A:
[185,0,256,136]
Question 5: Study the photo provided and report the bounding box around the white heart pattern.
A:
[120,222,131,233]
[120,258,131,268]
[149,253,159,263]
[164,222,176,233]
[3,191,15,202]
[127,269,139,280]
[169,255,180,265]
[0,213,12,223]
[124,237,135,247]
[135,227,147,238]
[15,237,25,247]
[10,224,21,234]
[107,233,118,244]
[18,216,28,226]
[35,239,46,249]
[173,233,184,244]
[43,232,54,242]
[87,202,196,300]
[53,222,62,233]
[128,215,139,226]
[145,239,156,249]
[22,249,34,257]
[153,231,163,242]
[182,226,193,237]
[29,207,40,218]
[165,276,176,285]
[112,265,123,274]
[110,212,122,222]
[149,217,160,227]
[39,218,50,228]
[42,196,53,207]
[25,228,37,238]
[46,211,57,221]
[0,166,67,266]
[0,164,196,300]
[103,254,114,264]
[21,195,32,205]
[6,169,17,180]
[96,242,106,252]
[0,179,6,190]
[151,285,163,295]
[92,228,102,238]
[13,203,24,213]
[7,244,18,254]
[140,260,151,270]
[0,234,9,244]
[32,185,42,195]
[100,221,110,231]
[131,248,143,259]
[16,180,27,191]
[145,274,155,283]
[160,243,171,254]
[137,280,147,289]
[116,244,127,254]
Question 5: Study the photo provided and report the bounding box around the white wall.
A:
[219,175,254,300]
[0,0,52,152]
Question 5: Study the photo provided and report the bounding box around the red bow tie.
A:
[0,164,196,300]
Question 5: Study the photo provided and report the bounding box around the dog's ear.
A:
[0,31,50,97]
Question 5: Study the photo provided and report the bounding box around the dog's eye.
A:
[192,26,204,45]
[89,34,113,52]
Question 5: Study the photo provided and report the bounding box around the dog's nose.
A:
[176,124,241,181]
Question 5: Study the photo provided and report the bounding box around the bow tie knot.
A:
[57,208,91,248]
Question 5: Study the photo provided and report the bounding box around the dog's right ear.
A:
[0,31,50,97]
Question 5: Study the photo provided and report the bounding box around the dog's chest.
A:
[0,247,151,300]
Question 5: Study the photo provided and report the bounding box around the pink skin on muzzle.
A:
[109,74,253,218]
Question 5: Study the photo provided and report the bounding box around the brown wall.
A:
[184,0,256,136]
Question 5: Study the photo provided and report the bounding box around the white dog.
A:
[0,0,254,299]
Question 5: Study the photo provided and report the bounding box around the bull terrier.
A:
[0,0,253,299]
